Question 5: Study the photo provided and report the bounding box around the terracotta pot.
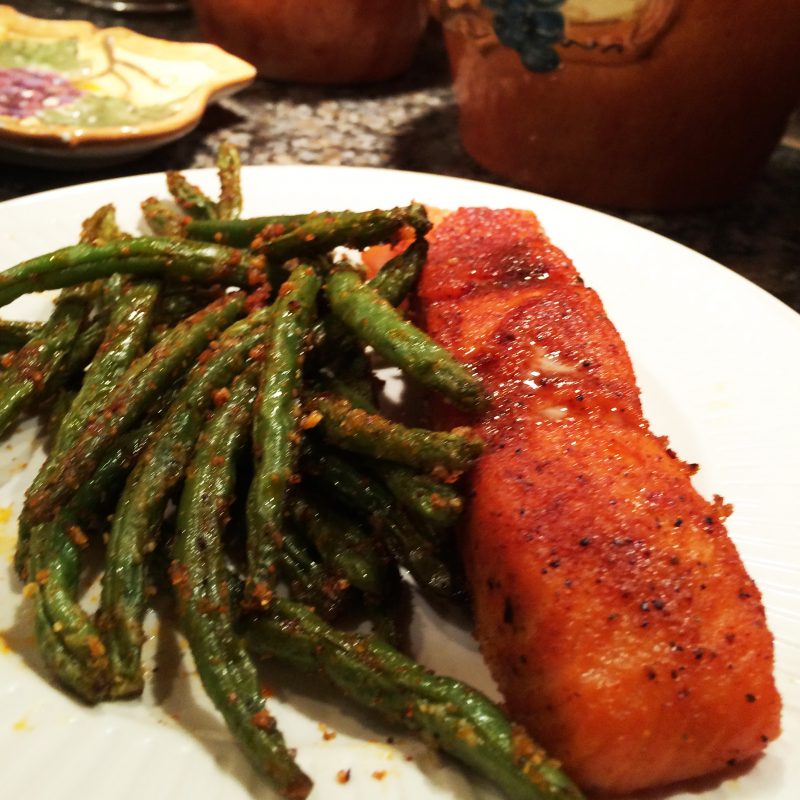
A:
[191,0,428,84]
[435,0,800,210]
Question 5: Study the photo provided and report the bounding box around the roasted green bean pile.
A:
[0,145,582,800]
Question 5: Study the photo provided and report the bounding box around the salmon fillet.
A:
[418,207,781,795]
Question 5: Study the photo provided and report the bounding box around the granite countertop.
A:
[2,1,799,314]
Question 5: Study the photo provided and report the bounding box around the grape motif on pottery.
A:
[0,67,82,119]
[430,0,677,70]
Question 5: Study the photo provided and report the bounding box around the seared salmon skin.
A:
[418,207,781,795]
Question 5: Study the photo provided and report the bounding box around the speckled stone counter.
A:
[3,1,799,313]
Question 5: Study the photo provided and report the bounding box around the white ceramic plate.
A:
[0,167,798,800]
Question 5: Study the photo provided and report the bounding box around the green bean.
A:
[326,267,488,412]
[99,308,272,697]
[309,378,466,529]
[27,514,111,701]
[246,264,321,598]
[246,599,584,800]
[69,419,163,517]
[306,393,483,474]
[0,238,266,309]
[41,388,76,445]
[73,206,123,326]
[187,203,429,252]
[166,170,218,220]
[301,443,456,598]
[153,285,226,328]
[21,279,162,700]
[0,292,91,438]
[24,293,246,525]
[372,461,464,531]
[16,413,163,584]
[148,285,229,347]
[14,216,124,576]
[22,278,159,504]
[79,203,126,245]
[186,215,308,247]
[52,279,161,454]
[216,141,242,221]
[310,240,425,357]
[271,524,350,620]
[32,593,108,701]
[50,318,107,385]
[290,493,390,598]
[258,204,431,264]
[0,319,43,351]
[368,237,428,306]
[141,197,185,238]
[172,368,312,800]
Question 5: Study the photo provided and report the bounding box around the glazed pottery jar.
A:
[191,0,428,84]
[432,0,800,210]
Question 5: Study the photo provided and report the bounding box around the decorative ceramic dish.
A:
[0,5,255,167]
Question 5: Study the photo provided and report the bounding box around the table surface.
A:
[3,1,799,314]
